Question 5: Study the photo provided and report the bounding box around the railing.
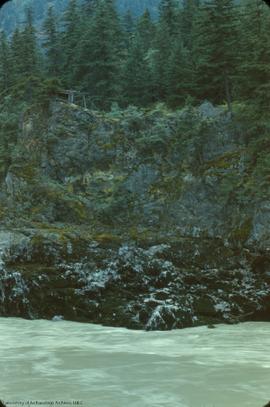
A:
[55,90,119,111]
[56,90,88,108]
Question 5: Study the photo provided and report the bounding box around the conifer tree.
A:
[0,31,13,93]
[237,0,270,113]
[159,0,178,37]
[193,0,239,112]
[61,0,81,87]
[79,0,123,108]
[180,0,200,49]
[122,9,134,36]
[123,35,146,106]
[122,9,155,106]
[137,9,155,51]
[43,6,61,78]
[83,0,99,16]
[21,8,40,78]
[11,18,40,88]
[10,28,24,83]
[152,0,179,100]
[167,38,195,107]
[122,9,134,49]
[9,9,41,103]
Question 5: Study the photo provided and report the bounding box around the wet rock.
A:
[193,296,217,316]
[0,232,269,330]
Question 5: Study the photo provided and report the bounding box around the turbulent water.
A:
[0,319,269,407]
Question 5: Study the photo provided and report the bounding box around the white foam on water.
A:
[0,318,269,407]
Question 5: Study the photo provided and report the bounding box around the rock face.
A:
[0,100,269,330]
[0,229,270,330]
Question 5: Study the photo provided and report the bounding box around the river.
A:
[0,318,269,407]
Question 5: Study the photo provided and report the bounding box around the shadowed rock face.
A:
[0,101,269,330]
[4,101,247,237]
[0,230,270,330]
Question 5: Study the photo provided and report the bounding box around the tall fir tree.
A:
[136,9,155,52]
[43,6,62,78]
[122,9,135,49]
[10,28,24,83]
[123,34,147,106]
[21,8,40,78]
[0,31,13,93]
[78,0,123,108]
[122,10,155,106]
[193,0,239,112]
[152,0,179,100]
[10,10,40,91]
[167,37,195,107]
[9,9,41,103]
[180,0,200,49]
[61,0,81,87]
[159,0,178,37]
[237,0,270,114]
[82,0,99,16]
[122,9,135,36]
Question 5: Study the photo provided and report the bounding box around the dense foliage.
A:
[0,0,269,180]
[0,0,269,111]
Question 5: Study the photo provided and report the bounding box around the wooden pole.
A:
[83,94,87,109]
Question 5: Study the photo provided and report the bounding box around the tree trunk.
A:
[224,73,233,116]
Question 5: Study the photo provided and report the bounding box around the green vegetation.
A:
[0,0,269,111]
[0,0,269,244]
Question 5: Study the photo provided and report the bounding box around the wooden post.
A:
[60,90,92,109]
[224,72,233,116]
[83,94,87,109]
[70,91,74,104]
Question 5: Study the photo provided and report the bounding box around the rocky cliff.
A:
[0,100,269,330]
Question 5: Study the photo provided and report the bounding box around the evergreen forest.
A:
[0,0,269,112]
